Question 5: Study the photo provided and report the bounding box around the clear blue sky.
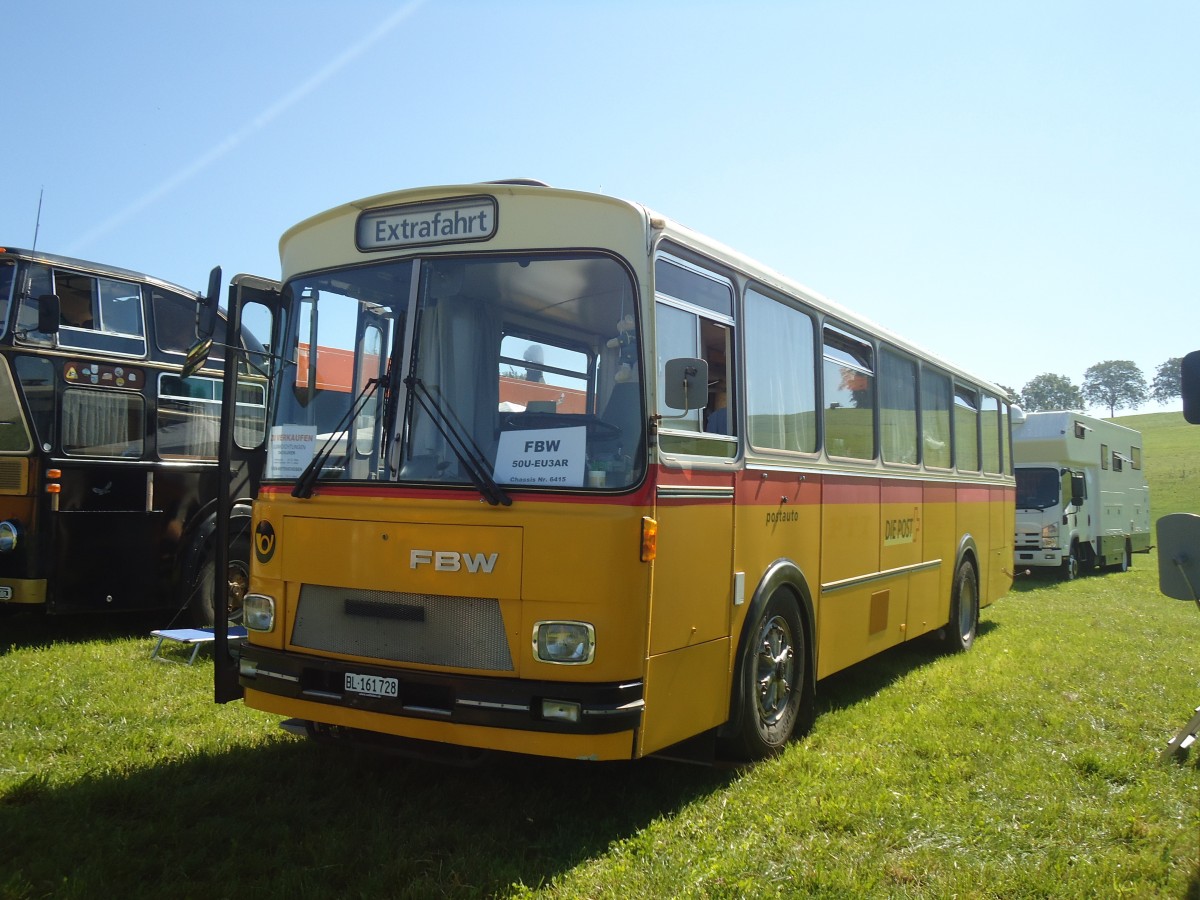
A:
[5,1,1195,414]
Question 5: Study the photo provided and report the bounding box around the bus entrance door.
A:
[641,470,735,755]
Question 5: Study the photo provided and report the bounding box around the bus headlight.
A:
[533,621,595,664]
[1040,524,1058,549]
[0,520,18,553]
[243,593,276,632]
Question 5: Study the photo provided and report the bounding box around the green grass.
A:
[1,413,1198,898]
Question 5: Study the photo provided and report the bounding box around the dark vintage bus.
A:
[0,246,265,623]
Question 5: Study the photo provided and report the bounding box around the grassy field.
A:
[1,413,1198,899]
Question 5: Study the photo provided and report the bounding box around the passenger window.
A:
[921,367,952,469]
[954,386,980,471]
[152,288,201,355]
[744,288,817,454]
[654,253,736,459]
[63,389,144,457]
[823,326,875,460]
[981,394,1002,474]
[52,269,147,356]
[880,347,918,465]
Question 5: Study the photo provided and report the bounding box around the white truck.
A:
[1012,410,1151,579]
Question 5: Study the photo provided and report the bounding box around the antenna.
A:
[32,187,44,251]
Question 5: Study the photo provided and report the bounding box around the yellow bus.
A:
[209,181,1015,762]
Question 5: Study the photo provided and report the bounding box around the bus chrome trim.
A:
[821,559,943,594]
[656,485,735,500]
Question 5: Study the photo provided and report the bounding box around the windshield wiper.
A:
[293,377,381,499]
[404,375,511,507]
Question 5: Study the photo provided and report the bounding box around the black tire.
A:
[189,524,250,628]
[723,590,810,761]
[943,560,979,653]
[1061,544,1080,582]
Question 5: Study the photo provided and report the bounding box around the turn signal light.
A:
[641,516,657,562]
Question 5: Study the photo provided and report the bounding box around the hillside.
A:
[1111,411,1200,520]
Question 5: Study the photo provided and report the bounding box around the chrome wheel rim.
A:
[754,614,796,725]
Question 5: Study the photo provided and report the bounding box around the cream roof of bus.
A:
[278,182,1010,401]
[648,210,1011,400]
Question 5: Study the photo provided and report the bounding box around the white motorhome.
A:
[1012,411,1151,579]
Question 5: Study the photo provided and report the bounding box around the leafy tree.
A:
[1019,373,1084,412]
[1150,357,1183,403]
[1082,360,1147,416]
[996,384,1022,406]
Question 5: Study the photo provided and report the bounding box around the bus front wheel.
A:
[189,529,250,627]
[724,590,810,761]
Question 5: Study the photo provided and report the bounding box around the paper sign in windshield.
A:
[494,427,586,487]
[267,426,316,479]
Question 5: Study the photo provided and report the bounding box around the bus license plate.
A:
[344,672,399,698]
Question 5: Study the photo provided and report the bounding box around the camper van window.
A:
[1100,443,1109,470]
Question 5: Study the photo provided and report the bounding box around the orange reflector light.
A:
[47,469,62,479]
[640,516,658,562]
[45,484,61,494]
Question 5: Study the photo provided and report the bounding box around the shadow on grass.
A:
[0,735,732,898]
[814,619,1001,715]
[0,607,181,656]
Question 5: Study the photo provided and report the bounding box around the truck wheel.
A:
[943,560,979,652]
[1061,545,1079,581]
[723,590,810,761]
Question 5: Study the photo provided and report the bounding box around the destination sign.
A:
[356,196,497,251]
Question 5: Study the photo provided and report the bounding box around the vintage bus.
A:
[0,246,265,624]
[210,182,1015,762]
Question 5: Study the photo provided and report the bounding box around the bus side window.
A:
[702,320,732,436]
[57,271,97,329]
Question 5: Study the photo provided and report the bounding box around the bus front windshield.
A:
[271,252,644,494]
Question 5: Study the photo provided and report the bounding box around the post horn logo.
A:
[255,521,276,563]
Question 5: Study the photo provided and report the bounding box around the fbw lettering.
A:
[409,549,499,573]
[524,439,561,453]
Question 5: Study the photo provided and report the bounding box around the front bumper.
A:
[238,643,644,736]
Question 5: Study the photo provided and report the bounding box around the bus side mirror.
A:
[183,267,222,378]
[664,357,708,411]
[36,294,60,335]
[1182,350,1200,425]
[196,266,222,341]
[1157,513,1200,603]
[1070,472,1086,508]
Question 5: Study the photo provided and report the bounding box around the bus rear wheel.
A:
[943,560,979,653]
[724,590,810,761]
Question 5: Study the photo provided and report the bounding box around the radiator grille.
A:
[0,458,28,494]
[291,584,514,671]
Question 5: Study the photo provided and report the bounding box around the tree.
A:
[1019,373,1084,412]
[995,384,1022,406]
[1150,357,1183,404]
[1082,360,1147,417]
